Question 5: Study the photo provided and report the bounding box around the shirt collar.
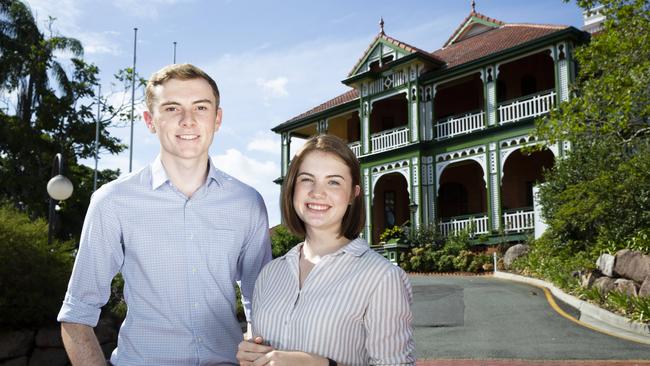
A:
[150,156,223,190]
[281,237,369,260]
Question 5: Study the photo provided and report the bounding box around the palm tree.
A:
[0,0,83,125]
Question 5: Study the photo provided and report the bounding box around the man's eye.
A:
[165,106,177,112]
[197,105,208,111]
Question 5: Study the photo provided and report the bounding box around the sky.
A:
[23,0,586,226]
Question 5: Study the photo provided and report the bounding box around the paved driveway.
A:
[411,275,650,364]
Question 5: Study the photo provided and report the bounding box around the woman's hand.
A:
[236,336,330,366]
[236,336,273,366]
[250,349,329,366]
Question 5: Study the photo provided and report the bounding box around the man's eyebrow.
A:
[192,99,214,105]
[160,101,180,107]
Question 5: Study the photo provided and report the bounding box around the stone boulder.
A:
[596,253,616,277]
[28,348,68,366]
[581,271,601,288]
[503,244,530,270]
[614,278,639,297]
[593,277,616,295]
[0,330,34,359]
[639,277,650,297]
[35,327,63,348]
[613,249,650,283]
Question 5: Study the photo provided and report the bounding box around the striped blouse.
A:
[251,238,415,366]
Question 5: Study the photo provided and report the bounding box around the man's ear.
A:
[214,107,223,133]
[143,111,156,133]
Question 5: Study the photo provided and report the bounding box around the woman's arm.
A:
[236,337,344,366]
[364,267,416,366]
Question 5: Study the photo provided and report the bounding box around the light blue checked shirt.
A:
[58,156,272,365]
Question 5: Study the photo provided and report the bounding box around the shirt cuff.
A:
[57,292,102,327]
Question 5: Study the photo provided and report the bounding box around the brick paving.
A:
[417,360,650,366]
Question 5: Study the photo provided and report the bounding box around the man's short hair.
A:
[281,134,365,240]
[145,63,220,112]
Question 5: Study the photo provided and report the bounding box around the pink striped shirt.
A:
[252,238,415,366]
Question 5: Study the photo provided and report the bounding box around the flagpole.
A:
[129,27,138,173]
[173,41,177,63]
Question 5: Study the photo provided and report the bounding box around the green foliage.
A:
[270,225,302,258]
[379,225,406,243]
[511,235,594,290]
[0,204,74,328]
[107,274,127,320]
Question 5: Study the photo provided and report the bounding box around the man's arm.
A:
[61,322,107,366]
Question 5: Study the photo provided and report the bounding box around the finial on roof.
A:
[471,0,476,12]
[380,17,385,35]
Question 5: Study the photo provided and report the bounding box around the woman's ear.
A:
[353,185,361,200]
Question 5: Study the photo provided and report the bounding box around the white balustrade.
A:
[503,209,535,233]
[436,111,485,140]
[498,90,556,124]
[439,215,489,237]
[348,141,361,157]
[370,126,410,153]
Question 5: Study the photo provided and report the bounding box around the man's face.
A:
[143,78,222,164]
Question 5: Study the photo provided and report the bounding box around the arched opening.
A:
[501,148,555,210]
[372,172,409,244]
[437,160,487,219]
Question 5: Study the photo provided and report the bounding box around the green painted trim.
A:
[350,38,414,77]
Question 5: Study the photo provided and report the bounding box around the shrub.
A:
[0,204,74,328]
[270,225,302,258]
[380,225,406,243]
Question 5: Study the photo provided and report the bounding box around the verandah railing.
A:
[439,215,489,237]
[370,126,410,153]
[436,110,485,140]
[498,90,556,124]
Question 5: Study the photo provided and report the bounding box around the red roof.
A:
[434,23,568,68]
[443,11,505,48]
[283,16,569,126]
[285,89,359,124]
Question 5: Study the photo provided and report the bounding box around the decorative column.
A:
[482,66,497,127]
[316,119,329,134]
[363,167,372,243]
[281,132,291,177]
[410,156,421,229]
[409,85,419,142]
[554,42,570,103]
[361,100,371,155]
[487,142,501,231]
[421,156,435,228]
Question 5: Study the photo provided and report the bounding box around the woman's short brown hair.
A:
[145,63,220,112]
[281,134,365,240]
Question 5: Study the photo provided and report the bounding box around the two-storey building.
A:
[272,9,591,258]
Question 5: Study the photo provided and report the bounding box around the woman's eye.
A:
[328,180,341,186]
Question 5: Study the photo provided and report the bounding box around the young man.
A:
[58,64,272,365]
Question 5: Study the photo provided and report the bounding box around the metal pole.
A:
[48,153,63,245]
[173,41,177,64]
[129,27,138,173]
[93,84,101,192]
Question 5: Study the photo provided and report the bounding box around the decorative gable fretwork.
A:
[435,145,488,192]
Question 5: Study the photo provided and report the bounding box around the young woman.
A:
[237,134,415,366]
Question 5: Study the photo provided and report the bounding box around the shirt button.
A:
[194,302,198,308]
[189,234,194,240]
[197,337,202,343]
[192,267,197,273]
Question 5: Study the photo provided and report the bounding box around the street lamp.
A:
[47,153,73,244]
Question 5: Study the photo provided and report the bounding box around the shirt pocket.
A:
[198,228,241,276]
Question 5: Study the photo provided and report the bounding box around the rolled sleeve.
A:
[237,192,272,322]
[57,190,124,327]
[365,267,416,366]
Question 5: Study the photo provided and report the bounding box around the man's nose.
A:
[179,111,197,127]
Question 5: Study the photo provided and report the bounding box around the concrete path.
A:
[411,275,650,364]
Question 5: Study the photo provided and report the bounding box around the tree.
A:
[537,0,650,146]
[0,0,144,241]
[533,0,650,255]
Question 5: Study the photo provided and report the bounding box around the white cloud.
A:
[247,133,279,155]
[78,31,123,56]
[112,0,191,19]
[256,77,289,98]
[211,149,281,226]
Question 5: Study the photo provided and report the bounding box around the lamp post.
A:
[47,153,73,244]
[409,202,419,228]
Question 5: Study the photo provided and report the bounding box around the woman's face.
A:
[293,151,360,236]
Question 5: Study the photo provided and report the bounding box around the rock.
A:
[0,330,34,359]
[596,253,616,277]
[640,277,650,297]
[593,277,616,295]
[28,348,69,366]
[35,327,63,348]
[0,357,28,366]
[101,342,116,359]
[581,271,601,288]
[94,318,117,345]
[613,249,650,283]
[482,262,494,272]
[503,244,530,269]
[614,278,639,297]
